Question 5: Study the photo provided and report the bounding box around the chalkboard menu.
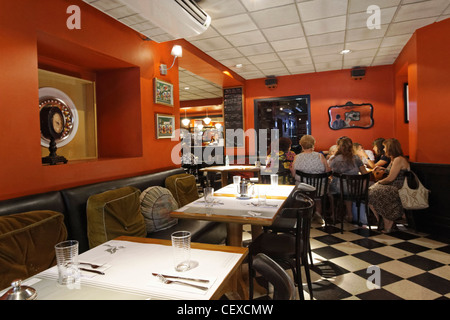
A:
[223,87,244,147]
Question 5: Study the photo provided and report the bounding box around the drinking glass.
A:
[171,231,191,272]
[257,186,267,206]
[204,187,214,215]
[233,176,241,194]
[270,174,279,187]
[55,240,80,286]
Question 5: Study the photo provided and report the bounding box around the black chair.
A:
[251,253,296,300]
[333,172,371,233]
[249,192,315,300]
[296,170,332,225]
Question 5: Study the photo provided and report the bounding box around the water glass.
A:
[233,176,241,194]
[55,240,80,286]
[171,231,191,272]
[257,186,267,206]
[204,187,214,215]
[270,174,279,187]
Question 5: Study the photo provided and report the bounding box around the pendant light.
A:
[203,107,211,125]
[181,108,190,126]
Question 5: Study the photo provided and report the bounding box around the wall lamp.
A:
[160,45,183,75]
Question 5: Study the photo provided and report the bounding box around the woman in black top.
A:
[357,138,390,169]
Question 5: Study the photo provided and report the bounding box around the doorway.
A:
[254,95,311,156]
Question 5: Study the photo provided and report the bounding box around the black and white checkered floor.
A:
[243,221,450,300]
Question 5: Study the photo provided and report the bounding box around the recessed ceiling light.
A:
[235,64,243,68]
[184,87,190,90]
[340,49,351,55]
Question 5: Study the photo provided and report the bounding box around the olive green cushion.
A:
[86,186,146,248]
[140,186,178,234]
[165,173,199,207]
[0,210,67,290]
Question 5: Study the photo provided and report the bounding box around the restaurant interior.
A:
[1,0,450,301]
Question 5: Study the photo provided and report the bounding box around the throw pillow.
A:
[86,186,146,248]
[140,186,178,234]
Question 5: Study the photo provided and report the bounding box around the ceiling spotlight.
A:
[235,64,243,68]
[340,49,351,55]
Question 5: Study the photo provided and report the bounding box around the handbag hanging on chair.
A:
[398,171,430,210]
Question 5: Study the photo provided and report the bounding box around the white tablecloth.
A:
[38,240,243,300]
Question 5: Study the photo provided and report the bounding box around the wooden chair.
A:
[249,192,315,300]
[296,170,332,225]
[334,172,371,233]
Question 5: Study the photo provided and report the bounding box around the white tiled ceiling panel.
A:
[83,0,450,100]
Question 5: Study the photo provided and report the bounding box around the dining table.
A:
[171,183,296,247]
[0,236,248,300]
[199,165,262,187]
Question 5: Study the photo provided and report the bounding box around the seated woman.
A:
[360,138,390,170]
[329,137,368,222]
[353,142,374,166]
[368,138,410,233]
[265,137,296,185]
[291,135,330,224]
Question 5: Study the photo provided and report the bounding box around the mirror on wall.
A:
[328,101,374,130]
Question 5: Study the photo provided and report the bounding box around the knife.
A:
[151,273,209,283]
[80,267,105,275]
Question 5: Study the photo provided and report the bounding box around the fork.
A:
[156,274,208,291]
[79,262,103,269]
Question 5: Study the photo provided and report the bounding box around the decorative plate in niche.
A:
[39,87,79,148]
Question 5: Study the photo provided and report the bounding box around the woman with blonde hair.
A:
[369,138,410,233]
[291,135,330,224]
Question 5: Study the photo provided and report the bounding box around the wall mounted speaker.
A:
[265,76,277,88]
[351,67,366,80]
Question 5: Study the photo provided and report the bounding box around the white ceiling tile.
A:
[315,61,343,72]
[343,57,374,68]
[380,34,412,48]
[386,17,437,36]
[196,0,247,19]
[307,31,345,47]
[89,0,123,11]
[190,37,232,52]
[376,45,404,56]
[437,14,450,21]
[286,65,316,74]
[313,53,343,64]
[212,14,258,35]
[303,15,346,36]
[240,0,295,12]
[247,53,281,64]
[345,25,388,42]
[186,27,220,41]
[347,7,397,29]
[345,48,377,59]
[277,49,311,60]
[251,4,300,29]
[225,30,267,47]
[346,38,383,51]
[254,60,286,70]
[310,44,345,56]
[261,67,291,77]
[105,5,136,18]
[262,24,304,41]
[283,55,313,67]
[238,71,266,79]
[372,54,398,66]
[271,37,308,51]
[208,47,243,60]
[394,0,449,22]
[348,0,402,13]
[297,0,348,22]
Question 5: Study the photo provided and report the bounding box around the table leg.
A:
[226,223,248,299]
[227,223,243,247]
[221,172,228,188]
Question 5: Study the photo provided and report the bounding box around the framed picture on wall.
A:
[154,78,174,106]
[156,113,175,139]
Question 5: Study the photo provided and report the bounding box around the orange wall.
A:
[0,0,181,200]
[394,18,450,164]
[245,65,396,153]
